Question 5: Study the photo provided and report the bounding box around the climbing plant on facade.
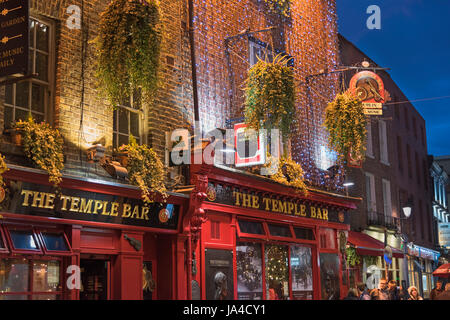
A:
[0,153,8,187]
[264,0,291,18]
[244,53,295,143]
[119,135,167,204]
[324,90,367,162]
[264,154,308,194]
[345,246,362,267]
[95,0,162,107]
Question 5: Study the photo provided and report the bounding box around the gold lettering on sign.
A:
[310,207,316,218]
[131,205,140,219]
[288,202,294,215]
[233,191,242,206]
[92,200,103,215]
[44,193,55,209]
[252,195,259,209]
[21,190,34,207]
[79,198,93,214]
[101,201,110,216]
[69,197,80,212]
[31,191,46,208]
[322,208,329,220]
[141,206,150,220]
[242,194,251,208]
[122,203,132,218]
[60,195,70,211]
[278,200,287,214]
[263,198,271,211]
[110,202,119,217]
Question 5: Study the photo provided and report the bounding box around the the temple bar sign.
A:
[0,0,29,77]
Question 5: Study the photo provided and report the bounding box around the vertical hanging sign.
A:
[349,71,385,116]
[0,0,29,78]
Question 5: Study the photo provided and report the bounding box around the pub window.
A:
[8,229,40,252]
[237,219,265,235]
[113,88,143,149]
[267,224,293,238]
[4,18,53,129]
[318,228,336,250]
[248,37,294,68]
[40,232,71,253]
[210,221,221,240]
[293,227,315,241]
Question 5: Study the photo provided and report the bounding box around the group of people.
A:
[343,279,450,300]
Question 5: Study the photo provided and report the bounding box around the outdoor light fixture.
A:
[343,181,355,187]
[402,198,413,219]
[86,144,106,163]
[361,60,370,68]
[100,158,128,180]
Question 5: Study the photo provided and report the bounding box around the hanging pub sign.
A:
[350,71,385,116]
[0,180,180,230]
[234,123,266,167]
[0,0,29,78]
[346,147,362,168]
[206,183,349,224]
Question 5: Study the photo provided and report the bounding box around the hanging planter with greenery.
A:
[324,90,367,162]
[264,154,308,194]
[346,246,362,267]
[264,0,291,18]
[0,153,8,187]
[119,135,167,204]
[244,53,295,142]
[14,117,64,186]
[95,0,162,107]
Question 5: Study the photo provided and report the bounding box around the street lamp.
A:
[399,197,413,290]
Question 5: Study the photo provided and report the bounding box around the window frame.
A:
[266,223,295,242]
[382,179,392,217]
[366,121,374,158]
[0,226,9,254]
[248,36,294,68]
[37,229,72,256]
[292,226,316,243]
[379,120,389,165]
[4,226,43,255]
[236,218,268,240]
[112,103,145,149]
[3,16,55,129]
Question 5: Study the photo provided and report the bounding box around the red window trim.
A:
[0,225,9,254]
[236,218,268,240]
[4,226,43,255]
[37,230,73,256]
[266,223,295,242]
[292,225,317,242]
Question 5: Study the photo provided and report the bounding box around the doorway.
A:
[80,259,110,300]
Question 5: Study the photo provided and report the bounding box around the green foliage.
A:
[265,154,308,194]
[15,117,64,186]
[244,54,295,141]
[0,153,8,187]
[363,255,378,267]
[264,0,291,18]
[324,91,367,162]
[346,246,362,267]
[95,0,162,107]
[119,135,167,204]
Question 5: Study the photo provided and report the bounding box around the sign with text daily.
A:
[0,0,29,77]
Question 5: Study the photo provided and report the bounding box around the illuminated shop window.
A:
[4,18,53,129]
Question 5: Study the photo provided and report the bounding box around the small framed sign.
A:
[234,123,266,167]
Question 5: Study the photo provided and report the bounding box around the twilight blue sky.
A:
[337,0,450,156]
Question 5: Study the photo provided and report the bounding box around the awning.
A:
[348,231,404,258]
[433,263,450,278]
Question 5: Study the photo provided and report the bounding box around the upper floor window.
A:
[365,173,376,213]
[382,179,392,216]
[366,121,373,157]
[379,120,389,165]
[4,18,53,129]
[112,89,143,149]
[248,37,293,68]
[397,136,403,173]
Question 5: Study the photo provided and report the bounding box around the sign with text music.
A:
[0,0,29,77]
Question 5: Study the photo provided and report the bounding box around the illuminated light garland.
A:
[192,0,343,191]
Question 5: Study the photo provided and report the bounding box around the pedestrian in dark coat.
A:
[435,283,450,300]
[430,280,444,300]
[343,288,359,300]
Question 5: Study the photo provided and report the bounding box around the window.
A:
[112,89,143,149]
[237,219,265,235]
[382,179,392,216]
[379,120,389,164]
[407,144,412,178]
[4,18,53,129]
[40,232,70,252]
[236,242,263,300]
[293,227,315,241]
[210,221,221,240]
[267,224,292,238]
[365,173,376,213]
[366,121,373,157]
[397,136,403,173]
[248,37,293,68]
[318,228,336,250]
[9,229,39,251]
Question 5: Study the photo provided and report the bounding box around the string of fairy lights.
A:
[192,0,344,191]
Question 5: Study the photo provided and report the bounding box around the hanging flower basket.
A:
[118,135,167,204]
[95,0,162,107]
[324,90,367,163]
[264,0,291,18]
[0,152,8,187]
[14,117,64,186]
[244,53,295,142]
[264,154,308,194]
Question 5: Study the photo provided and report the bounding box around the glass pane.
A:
[0,258,29,293]
[265,245,289,300]
[31,294,58,300]
[9,230,38,250]
[236,242,263,300]
[319,253,340,300]
[267,224,292,238]
[118,110,128,134]
[16,109,30,123]
[16,81,30,108]
[36,52,48,81]
[5,84,13,105]
[29,49,34,74]
[36,22,49,52]
[29,20,36,48]
[113,110,118,132]
[4,106,13,129]
[0,294,29,300]
[113,134,117,149]
[130,112,139,137]
[238,220,264,235]
[291,245,313,300]
[33,260,60,292]
[42,233,68,251]
[118,134,128,147]
[294,227,315,240]
[31,83,45,113]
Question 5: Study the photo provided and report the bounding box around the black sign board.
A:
[0,180,180,230]
[0,0,29,77]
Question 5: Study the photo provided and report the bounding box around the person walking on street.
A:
[407,286,423,300]
[435,283,450,300]
[370,278,389,300]
[387,280,400,300]
[343,288,359,300]
[430,280,444,300]
[357,282,371,300]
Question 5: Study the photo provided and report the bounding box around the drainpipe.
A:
[188,0,200,123]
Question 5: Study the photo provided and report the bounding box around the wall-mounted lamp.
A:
[86,144,106,163]
[402,198,414,219]
[100,158,128,180]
